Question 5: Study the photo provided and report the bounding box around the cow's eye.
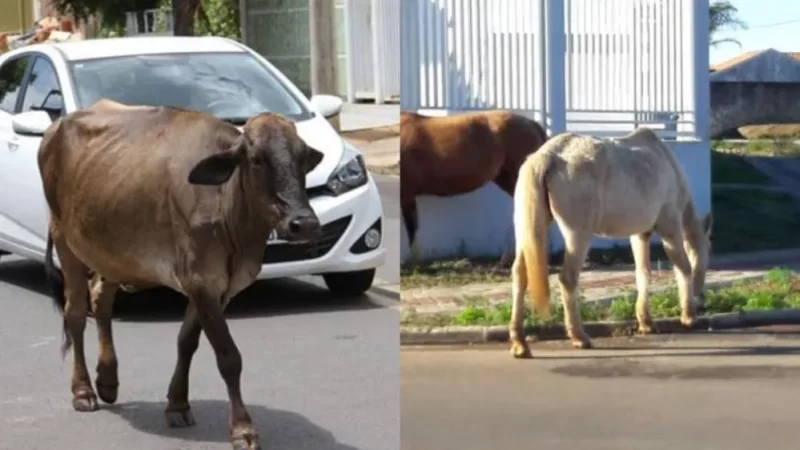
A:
[252,156,264,166]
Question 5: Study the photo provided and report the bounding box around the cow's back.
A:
[38,103,240,288]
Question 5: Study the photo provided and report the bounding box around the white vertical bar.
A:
[503,1,511,109]
[343,0,355,102]
[692,0,709,140]
[538,0,547,123]
[547,0,566,133]
[564,0,571,111]
[370,0,384,104]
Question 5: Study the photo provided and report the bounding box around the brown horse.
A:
[400,110,548,254]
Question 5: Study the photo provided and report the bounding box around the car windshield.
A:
[68,52,313,123]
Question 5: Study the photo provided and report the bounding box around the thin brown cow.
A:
[37,99,325,450]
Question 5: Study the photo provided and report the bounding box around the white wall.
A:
[400,139,711,263]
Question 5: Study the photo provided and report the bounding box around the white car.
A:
[0,36,385,296]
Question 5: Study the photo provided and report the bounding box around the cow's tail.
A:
[513,154,552,319]
[44,233,71,357]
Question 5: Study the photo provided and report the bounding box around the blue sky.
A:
[710,0,800,65]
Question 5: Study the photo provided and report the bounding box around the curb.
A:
[370,283,400,300]
[401,272,770,316]
[400,308,800,346]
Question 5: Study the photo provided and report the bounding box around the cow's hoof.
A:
[95,381,119,405]
[72,390,98,412]
[231,428,261,450]
[510,340,533,359]
[165,409,196,428]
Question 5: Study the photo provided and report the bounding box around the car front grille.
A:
[262,215,352,264]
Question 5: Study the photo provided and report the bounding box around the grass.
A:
[710,149,771,185]
[401,141,800,289]
[711,188,800,254]
[712,138,800,157]
[400,268,800,328]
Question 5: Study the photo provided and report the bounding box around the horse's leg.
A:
[403,203,422,263]
[494,169,517,267]
[658,220,697,328]
[54,235,96,411]
[165,302,201,428]
[509,251,532,358]
[559,232,593,349]
[630,233,656,334]
[90,275,121,404]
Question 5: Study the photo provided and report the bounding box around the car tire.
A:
[322,269,376,297]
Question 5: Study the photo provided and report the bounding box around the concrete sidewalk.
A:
[401,248,800,317]
[340,103,400,132]
[338,103,400,171]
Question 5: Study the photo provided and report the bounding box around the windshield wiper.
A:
[220,117,249,126]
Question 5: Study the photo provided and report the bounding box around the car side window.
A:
[0,56,32,114]
[20,57,63,119]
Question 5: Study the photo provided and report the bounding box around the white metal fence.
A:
[400,0,710,140]
[344,0,401,103]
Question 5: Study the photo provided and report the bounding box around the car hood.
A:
[236,114,343,188]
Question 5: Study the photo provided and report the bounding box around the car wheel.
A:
[322,269,376,297]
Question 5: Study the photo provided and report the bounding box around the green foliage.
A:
[709,1,747,48]
[608,296,636,321]
[196,0,241,40]
[51,0,159,29]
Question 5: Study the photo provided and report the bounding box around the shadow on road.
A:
[0,259,383,323]
[105,399,363,450]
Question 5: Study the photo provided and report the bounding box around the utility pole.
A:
[308,0,340,131]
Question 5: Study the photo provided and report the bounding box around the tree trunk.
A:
[172,0,201,36]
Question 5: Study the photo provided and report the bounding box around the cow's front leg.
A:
[189,289,259,450]
[165,302,202,428]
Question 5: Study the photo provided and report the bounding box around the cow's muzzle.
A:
[279,211,321,243]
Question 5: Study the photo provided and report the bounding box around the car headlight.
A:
[326,142,368,196]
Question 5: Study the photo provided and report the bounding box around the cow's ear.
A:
[303,145,325,174]
[188,151,243,185]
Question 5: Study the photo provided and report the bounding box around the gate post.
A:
[545,0,566,135]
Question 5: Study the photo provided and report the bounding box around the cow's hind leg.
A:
[90,275,120,404]
[165,302,201,428]
[53,236,96,411]
[188,288,259,450]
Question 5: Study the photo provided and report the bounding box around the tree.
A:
[709,1,747,48]
[51,0,159,30]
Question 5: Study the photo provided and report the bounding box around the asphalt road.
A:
[402,327,800,450]
[0,176,400,450]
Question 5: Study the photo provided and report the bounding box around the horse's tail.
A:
[44,232,71,357]
[514,154,552,319]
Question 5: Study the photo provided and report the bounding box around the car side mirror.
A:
[310,94,344,119]
[12,110,54,136]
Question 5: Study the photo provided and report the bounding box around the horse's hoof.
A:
[165,408,196,428]
[680,315,697,328]
[231,428,261,450]
[571,339,593,349]
[510,341,533,359]
[72,391,98,412]
[95,380,119,405]
[637,321,659,335]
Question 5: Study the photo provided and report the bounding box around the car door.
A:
[1,55,65,255]
[0,54,36,254]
